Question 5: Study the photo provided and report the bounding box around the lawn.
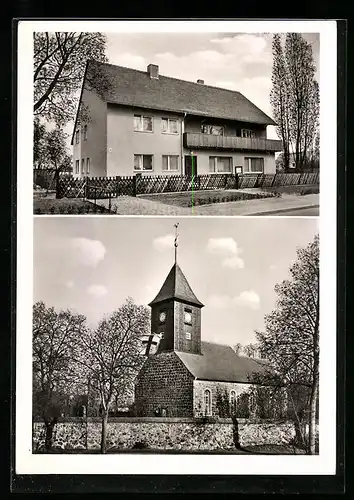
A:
[33,196,112,214]
[139,189,274,208]
[259,184,319,196]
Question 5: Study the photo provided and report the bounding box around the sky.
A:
[33,216,319,347]
[62,32,320,144]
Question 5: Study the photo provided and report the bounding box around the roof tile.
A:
[176,341,269,383]
[86,60,276,126]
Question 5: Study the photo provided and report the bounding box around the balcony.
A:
[183,133,282,152]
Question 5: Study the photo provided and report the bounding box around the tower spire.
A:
[174,223,179,264]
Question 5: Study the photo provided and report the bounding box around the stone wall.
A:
[32,418,296,452]
[135,352,194,417]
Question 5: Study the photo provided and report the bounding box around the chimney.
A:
[147,64,159,79]
[197,79,204,84]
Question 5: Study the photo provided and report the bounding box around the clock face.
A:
[184,312,192,324]
[159,312,166,323]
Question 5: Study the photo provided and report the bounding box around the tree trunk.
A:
[44,420,57,451]
[308,373,319,454]
[100,410,109,454]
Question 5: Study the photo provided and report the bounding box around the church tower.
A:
[148,224,204,355]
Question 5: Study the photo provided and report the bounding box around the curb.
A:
[246,204,319,216]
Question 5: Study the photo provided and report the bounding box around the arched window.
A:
[229,390,237,415]
[204,389,212,416]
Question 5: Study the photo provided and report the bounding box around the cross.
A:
[174,223,179,263]
[141,332,163,356]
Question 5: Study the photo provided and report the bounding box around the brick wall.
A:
[135,352,194,417]
[174,301,201,354]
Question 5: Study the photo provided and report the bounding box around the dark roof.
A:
[85,60,276,126]
[149,263,204,308]
[176,341,269,383]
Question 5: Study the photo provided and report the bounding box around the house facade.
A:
[134,261,270,419]
[72,61,282,179]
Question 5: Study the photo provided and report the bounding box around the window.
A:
[134,154,153,171]
[185,332,191,340]
[75,160,79,174]
[162,155,179,171]
[201,124,224,135]
[209,156,232,173]
[244,157,264,174]
[184,308,192,325]
[83,125,87,140]
[204,389,212,416]
[81,159,85,175]
[162,118,178,134]
[86,158,90,175]
[75,129,80,144]
[241,129,256,138]
[229,390,237,414]
[134,115,153,132]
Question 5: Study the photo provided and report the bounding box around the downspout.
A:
[181,112,187,174]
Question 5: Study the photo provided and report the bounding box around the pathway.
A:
[92,193,319,217]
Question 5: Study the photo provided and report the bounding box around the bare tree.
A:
[270,34,291,170]
[270,34,319,171]
[243,343,259,358]
[32,301,87,450]
[33,32,107,125]
[255,234,319,454]
[76,298,150,453]
[285,34,319,170]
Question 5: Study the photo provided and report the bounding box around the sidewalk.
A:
[92,193,319,216]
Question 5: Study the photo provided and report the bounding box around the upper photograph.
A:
[33,31,320,216]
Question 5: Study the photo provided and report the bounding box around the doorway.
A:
[184,155,198,177]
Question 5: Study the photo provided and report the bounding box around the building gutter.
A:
[181,112,187,174]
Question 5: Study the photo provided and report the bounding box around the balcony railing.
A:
[184,133,282,152]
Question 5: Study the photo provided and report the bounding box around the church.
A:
[135,228,269,419]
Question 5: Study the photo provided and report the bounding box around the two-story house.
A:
[71,60,282,178]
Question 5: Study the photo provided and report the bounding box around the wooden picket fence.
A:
[56,172,319,199]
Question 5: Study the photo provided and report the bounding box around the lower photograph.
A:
[32,216,319,456]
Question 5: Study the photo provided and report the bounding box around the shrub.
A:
[34,208,42,214]
[132,441,148,450]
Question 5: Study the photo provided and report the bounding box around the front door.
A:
[184,155,198,177]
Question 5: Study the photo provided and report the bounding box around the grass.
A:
[258,185,319,196]
[139,189,275,208]
[33,197,112,214]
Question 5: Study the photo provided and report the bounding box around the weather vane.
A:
[174,223,179,263]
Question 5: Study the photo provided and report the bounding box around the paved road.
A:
[254,206,319,217]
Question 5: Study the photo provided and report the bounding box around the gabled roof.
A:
[83,60,276,126]
[176,341,269,383]
[148,263,204,308]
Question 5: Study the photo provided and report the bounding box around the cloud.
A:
[222,256,245,270]
[65,280,74,288]
[109,52,146,71]
[153,234,175,251]
[207,237,244,269]
[209,290,260,310]
[87,285,108,298]
[70,238,106,267]
[234,290,261,309]
[207,237,239,255]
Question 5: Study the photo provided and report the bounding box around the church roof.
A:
[148,263,204,308]
[176,341,269,383]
